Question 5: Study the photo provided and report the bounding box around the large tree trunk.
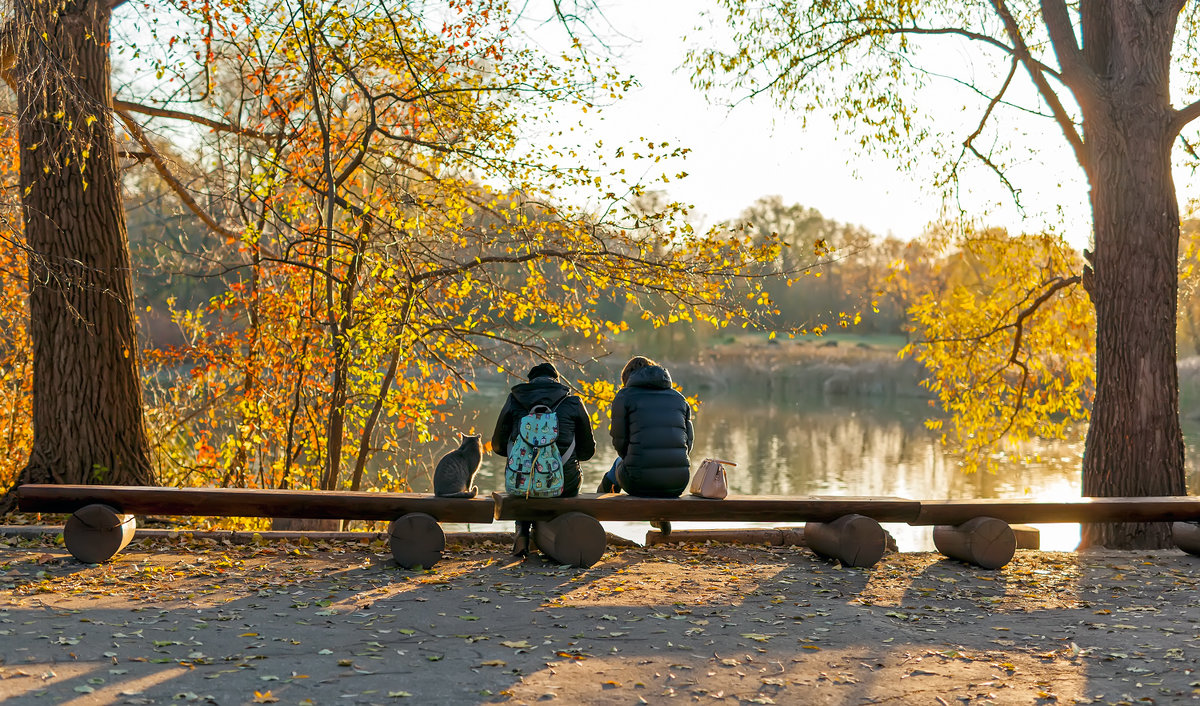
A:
[1079,7,1185,548]
[1,0,152,511]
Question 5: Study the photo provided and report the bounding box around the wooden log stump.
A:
[933,516,1015,569]
[1010,524,1041,550]
[645,528,806,547]
[804,514,886,567]
[388,513,445,570]
[1172,521,1200,556]
[271,518,343,532]
[63,504,136,563]
[533,512,606,568]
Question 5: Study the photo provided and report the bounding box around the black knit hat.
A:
[527,362,559,380]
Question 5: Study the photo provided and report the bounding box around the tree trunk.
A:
[2,0,152,512]
[1079,9,1185,548]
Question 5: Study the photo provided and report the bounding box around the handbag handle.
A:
[704,458,737,467]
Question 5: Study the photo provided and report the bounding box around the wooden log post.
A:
[63,504,136,563]
[1172,521,1200,556]
[645,528,808,547]
[1011,524,1041,550]
[804,514,886,568]
[933,516,1016,569]
[533,512,606,568]
[388,513,445,570]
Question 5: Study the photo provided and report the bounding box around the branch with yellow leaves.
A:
[920,273,1082,441]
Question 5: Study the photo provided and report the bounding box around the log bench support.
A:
[494,492,919,570]
[534,512,607,568]
[63,504,137,564]
[804,514,887,567]
[908,497,1200,568]
[388,513,445,570]
[932,516,1016,570]
[1010,524,1040,550]
[1173,521,1200,556]
[645,527,808,547]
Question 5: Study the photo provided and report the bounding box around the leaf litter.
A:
[2,533,1199,704]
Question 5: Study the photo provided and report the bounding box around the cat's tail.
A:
[437,487,478,499]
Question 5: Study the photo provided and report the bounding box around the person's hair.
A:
[621,355,656,386]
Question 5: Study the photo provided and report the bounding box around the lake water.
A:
[411,383,1200,552]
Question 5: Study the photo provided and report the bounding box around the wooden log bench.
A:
[16,485,495,569]
[493,492,920,568]
[910,497,1200,569]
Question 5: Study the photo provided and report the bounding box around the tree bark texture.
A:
[5,0,153,507]
[1078,4,1185,548]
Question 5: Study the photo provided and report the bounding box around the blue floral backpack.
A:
[504,394,576,498]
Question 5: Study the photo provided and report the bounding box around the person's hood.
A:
[626,364,673,390]
[510,376,572,408]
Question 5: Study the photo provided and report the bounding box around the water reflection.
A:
[415,383,1200,552]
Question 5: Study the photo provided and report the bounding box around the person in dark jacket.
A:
[492,362,595,557]
[601,356,694,498]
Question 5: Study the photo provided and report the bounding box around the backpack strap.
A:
[510,393,578,460]
[552,393,577,462]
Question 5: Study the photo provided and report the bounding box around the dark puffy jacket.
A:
[491,376,595,497]
[610,365,694,498]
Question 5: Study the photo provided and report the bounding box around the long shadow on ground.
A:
[1,534,1198,705]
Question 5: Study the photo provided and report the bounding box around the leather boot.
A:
[512,522,531,558]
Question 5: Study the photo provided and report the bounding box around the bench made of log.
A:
[16,484,494,568]
[911,497,1200,569]
[911,497,1200,525]
[495,493,920,522]
[494,493,921,568]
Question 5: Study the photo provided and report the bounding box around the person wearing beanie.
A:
[601,355,693,498]
[526,362,558,380]
[491,362,596,557]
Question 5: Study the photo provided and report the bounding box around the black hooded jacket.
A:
[491,376,595,497]
[610,365,694,497]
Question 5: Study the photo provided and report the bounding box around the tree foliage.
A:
[905,229,1093,471]
[106,0,786,493]
[0,117,32,491]
[689,0,1200,549]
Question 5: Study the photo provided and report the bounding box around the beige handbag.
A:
[689,458,736,499]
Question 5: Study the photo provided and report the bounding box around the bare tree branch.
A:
[989,0,1089,172]
[114,99,280,140]
[955,58,1023,206]
[1181,134,1200,163]
[881,24,1064,81]
[115,108,243,243]
[1040,0,1102,108]
[1171,99,1200,138]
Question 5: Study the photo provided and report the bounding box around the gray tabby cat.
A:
[433,433,483,498]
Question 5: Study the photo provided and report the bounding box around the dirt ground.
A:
[2,531,1199,705]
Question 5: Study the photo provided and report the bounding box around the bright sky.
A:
[538,0,1199,250]
[567,0,947,240]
